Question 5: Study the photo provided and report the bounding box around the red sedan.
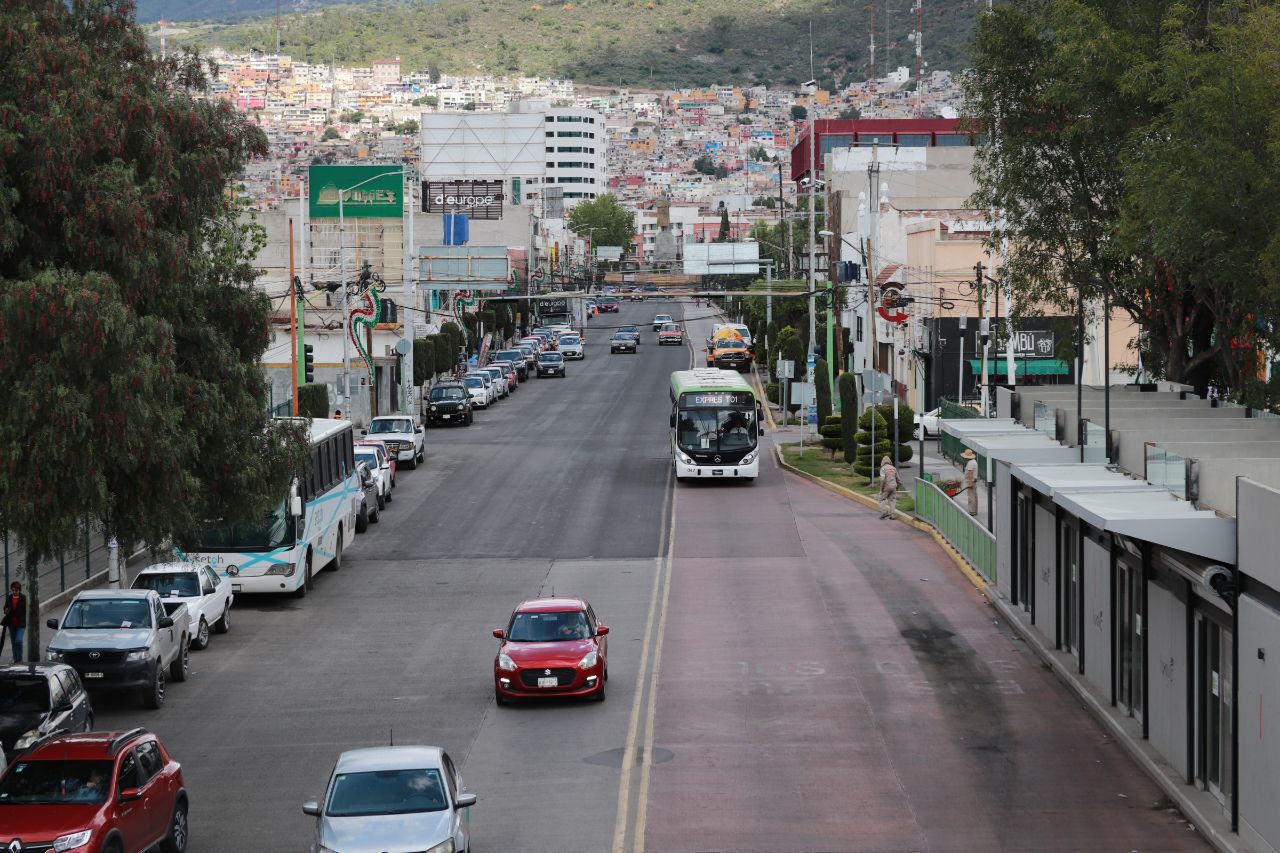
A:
[493,597,609,704]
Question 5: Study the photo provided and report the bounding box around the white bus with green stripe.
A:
[180,419,359,596]
[669,369,762,481]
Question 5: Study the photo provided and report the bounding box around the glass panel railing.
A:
[1145,444,1187,498]
[1033,401,1054,435]
[1083,421,1106,463]
[1145,445,1166,489]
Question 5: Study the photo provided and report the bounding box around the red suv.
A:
[0,728,188,852]
[493,597,609,704]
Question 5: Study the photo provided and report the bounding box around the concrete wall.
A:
[995,462,1013,600]
[1238,595,1280,853]
[1082,535,1112,695]
[1239,478,1280,592]
[1197,460,1280,516]
[1146,580,1190,779]
[1034,503,1057,636]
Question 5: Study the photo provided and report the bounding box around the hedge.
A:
[298,383,330,420]
[815,358,831,423]
[413,339,434,385]
[819,414,843,458]
[838,372,858,463]
[432,335,454,375]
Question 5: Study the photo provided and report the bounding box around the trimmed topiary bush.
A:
[819,414,843,458]
[838,372,858,463]
[815,358,831,423]
[298,383,329,420]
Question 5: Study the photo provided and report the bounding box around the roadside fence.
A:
[913,476,996,583]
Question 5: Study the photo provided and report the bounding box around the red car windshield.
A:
[507,610,590,641]
[0,760,114,805]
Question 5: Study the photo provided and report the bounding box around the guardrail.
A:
[914,477,996,583]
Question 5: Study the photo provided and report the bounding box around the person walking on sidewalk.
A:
[2,581,27,663]
[878,456,900,519]
[961,449,979,517]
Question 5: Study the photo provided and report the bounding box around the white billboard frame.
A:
[683,243,761,276]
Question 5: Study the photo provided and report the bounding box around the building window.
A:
[1115,551,1144,721]
[1060,518,1080,659]
[856,316,863,342]
[1196,613,1233,806]
[936,134,972,147]
[857,134,894,146]
[546,131,554,138]
[546,146,555,153]
[898,133,931,147]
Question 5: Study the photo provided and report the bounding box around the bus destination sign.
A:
[682,391,755,407]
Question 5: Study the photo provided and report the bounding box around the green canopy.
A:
[968,358,1069,376]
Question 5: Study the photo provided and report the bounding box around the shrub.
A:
[765,382,779,404]
[440,321,464,352]
[433,335,455,376]
[413,338,435,385]
[819,415,842,458]
[298,383,329,420]
[815,358,831,422]
[854,408,888,477]
[838,372,858,463]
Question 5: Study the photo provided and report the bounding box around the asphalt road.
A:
[92,299,693,851]
[88,297,1207,852]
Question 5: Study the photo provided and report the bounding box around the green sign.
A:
[308,165,403,219]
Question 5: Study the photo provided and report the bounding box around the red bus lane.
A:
[638,446,1205,852]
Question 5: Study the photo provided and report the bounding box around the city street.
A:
[90,300,1205,851]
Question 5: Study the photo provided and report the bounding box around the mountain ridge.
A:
[165,0,981,90]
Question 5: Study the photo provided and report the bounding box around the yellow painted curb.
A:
[749,366,778,431]
[774,446,990,596]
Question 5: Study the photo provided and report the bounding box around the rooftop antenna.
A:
[913,0,923,115]
[868,0,877,93]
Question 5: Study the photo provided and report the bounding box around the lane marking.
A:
[611,463,673,852]
[630,483,676,852]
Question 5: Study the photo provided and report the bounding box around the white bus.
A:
[180,418,360,596]
[669,369,761,481]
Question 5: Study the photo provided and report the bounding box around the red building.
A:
[790,118,978,183]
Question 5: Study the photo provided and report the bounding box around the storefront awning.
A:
[968,358,1070,376]
[1053,489,1236,563]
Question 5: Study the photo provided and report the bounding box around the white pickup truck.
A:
[45,589,191,710]
[364,415,425,469]
[132,562,233,651]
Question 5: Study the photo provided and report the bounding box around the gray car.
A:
[304,745,476,853]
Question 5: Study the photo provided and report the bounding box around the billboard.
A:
[308,165,403,219]
[683,243,760,275]
[419,245,511,292]
[423,180,505,220]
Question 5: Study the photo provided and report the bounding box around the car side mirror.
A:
[492,628,505,639]
[456,792,478,809]
[302,801,321,816]
[596,625,610,636]
[360,429,368,436]
[118,788,142,802]
[46,618,59,630]
[415,425,424,433]
[54,700,74,714]
[158,616,174,629]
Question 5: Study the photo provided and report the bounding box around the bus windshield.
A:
[676,407,757,452]
[196,500,295,551]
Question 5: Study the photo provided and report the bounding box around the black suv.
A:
[0,663,94,759]
[491,349,529,381]
[424,382,474,426]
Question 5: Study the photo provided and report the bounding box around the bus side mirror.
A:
[670,411,676,428]
[291,496,303,517]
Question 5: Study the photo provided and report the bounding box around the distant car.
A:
[610,333,637,354]
[480,365,509,398]
[559,333,585,360]
[617,325,641,345]
[364,415,425,469]
[465,371,498,406]
[496,361,520,391]
[491,349,529,381]
[462,374,490,408]
[536,351,566,377]
[493,596,609,704]
[0,727,189,853]
[304,746,476,853]
[354,461,380,533]
[132,562,233,651]
[516,343,539,370]
[355,442,393,506]
[651,314,674,331]
[658,323,684,345]
[0,663,94,759]
[597,296,620,313]
[914,407,942,438]
[425,382,474,427]
[356,438,397,491]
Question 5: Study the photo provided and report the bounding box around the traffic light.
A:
[303,344,315,384]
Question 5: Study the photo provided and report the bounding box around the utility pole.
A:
[867,151,882,481]
[297,184,307,400]
[975,259,989,415]
[806,85,818,371]
[289,216,299,416]
[777,160,788,278]
[402,167,415,417]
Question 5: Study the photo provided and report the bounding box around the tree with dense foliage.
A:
[0,0,307,655]
[320,126,340,141]
[567,194,636,253]
[717,207,732,243]
[790,105,807,121]
[968,0,1280,401]
[838,372,858,463]
[814,358,831,422]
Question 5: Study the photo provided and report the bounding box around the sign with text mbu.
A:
[308,165,403,219]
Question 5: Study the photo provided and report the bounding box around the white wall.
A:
[995,463,1013,600]
[1082,535,1112,695]
[1034,504,1057,637]
[1238,595,1280,853]
[1147,581,1190,779]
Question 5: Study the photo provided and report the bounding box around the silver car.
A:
[304,745,476,853]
